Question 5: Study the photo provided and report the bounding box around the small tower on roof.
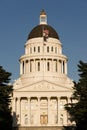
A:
[40,9,47,25]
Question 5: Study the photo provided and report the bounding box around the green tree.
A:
[65,60,87,130]
[0,66,13,130]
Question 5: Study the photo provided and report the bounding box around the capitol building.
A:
[12,10,74,130]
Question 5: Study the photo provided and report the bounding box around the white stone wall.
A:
[12,35,73,127]
[19,38,68,86]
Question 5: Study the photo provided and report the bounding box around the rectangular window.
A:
[56,61,57,72]
[34,47,36,52]
[47,62,50,71]
[55,47,57,53]
[41,16,46,22]
[38,46,40,52]
[22,61,24,74]
[38,62,40,71]
[51,46,53,52]
[30,61,32,72]
[63,61,65,74]
[47,46,49,52]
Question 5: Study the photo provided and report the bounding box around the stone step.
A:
[13,126,63,130]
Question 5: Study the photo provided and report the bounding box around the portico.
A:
[12,95,71,126]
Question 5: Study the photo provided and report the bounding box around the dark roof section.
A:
[27,24,60,40]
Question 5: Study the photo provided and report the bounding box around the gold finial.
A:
[40,9,46,15]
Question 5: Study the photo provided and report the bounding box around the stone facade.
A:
[12,10,73,130]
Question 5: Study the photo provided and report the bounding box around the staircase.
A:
[13,126,63,130]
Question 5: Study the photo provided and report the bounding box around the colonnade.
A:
[12,96,71,126]
[20,59,67,75]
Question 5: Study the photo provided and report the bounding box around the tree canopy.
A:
[65,60,87,130]
[0,66,13,130]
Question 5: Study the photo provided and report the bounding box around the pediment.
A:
[15,80,72,92]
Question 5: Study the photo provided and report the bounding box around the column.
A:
[26,60,29,73]
[34,59,36,72]
[28,97,30,125]
[24,61,26,74]
[32,60,34,72]
[17,97,21,124]
[67,97,71,125]
[20,62,22,75]
[50,60,52,72]
[40,59,41,71]
[41,59,43,72]
[12,97,16,112]
[29,60,30,72]
[59,60,61,74]
[48,97,50,125]
[12,98,16,126]
[30,60,32,72]
[61,60,63,74]
[65,61,67,75]
[52,59,53,72]
[53,60,55,72]
[45,59,47,72]
[57,60,58,73]
[57,97,60,126]
[38,97,40,125]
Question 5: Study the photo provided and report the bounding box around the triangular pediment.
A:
[15,80,72,92]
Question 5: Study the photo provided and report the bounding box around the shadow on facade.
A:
[12,112,20,130]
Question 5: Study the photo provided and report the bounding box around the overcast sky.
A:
[0,0,87,82]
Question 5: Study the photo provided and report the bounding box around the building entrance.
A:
[40,114,48,125]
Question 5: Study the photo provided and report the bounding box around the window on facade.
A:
[30,61,32,72]
[56,61,57,72]
[51,46,53,52]
[34,47,36,52]
[55,47,57,53]
[47,62,50,71]
[41,16,46,22]
[22,61,24,74]
[38,46,40,52]
[47,46,49,53]
[63,61,65,74]
[37,62,40,71]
